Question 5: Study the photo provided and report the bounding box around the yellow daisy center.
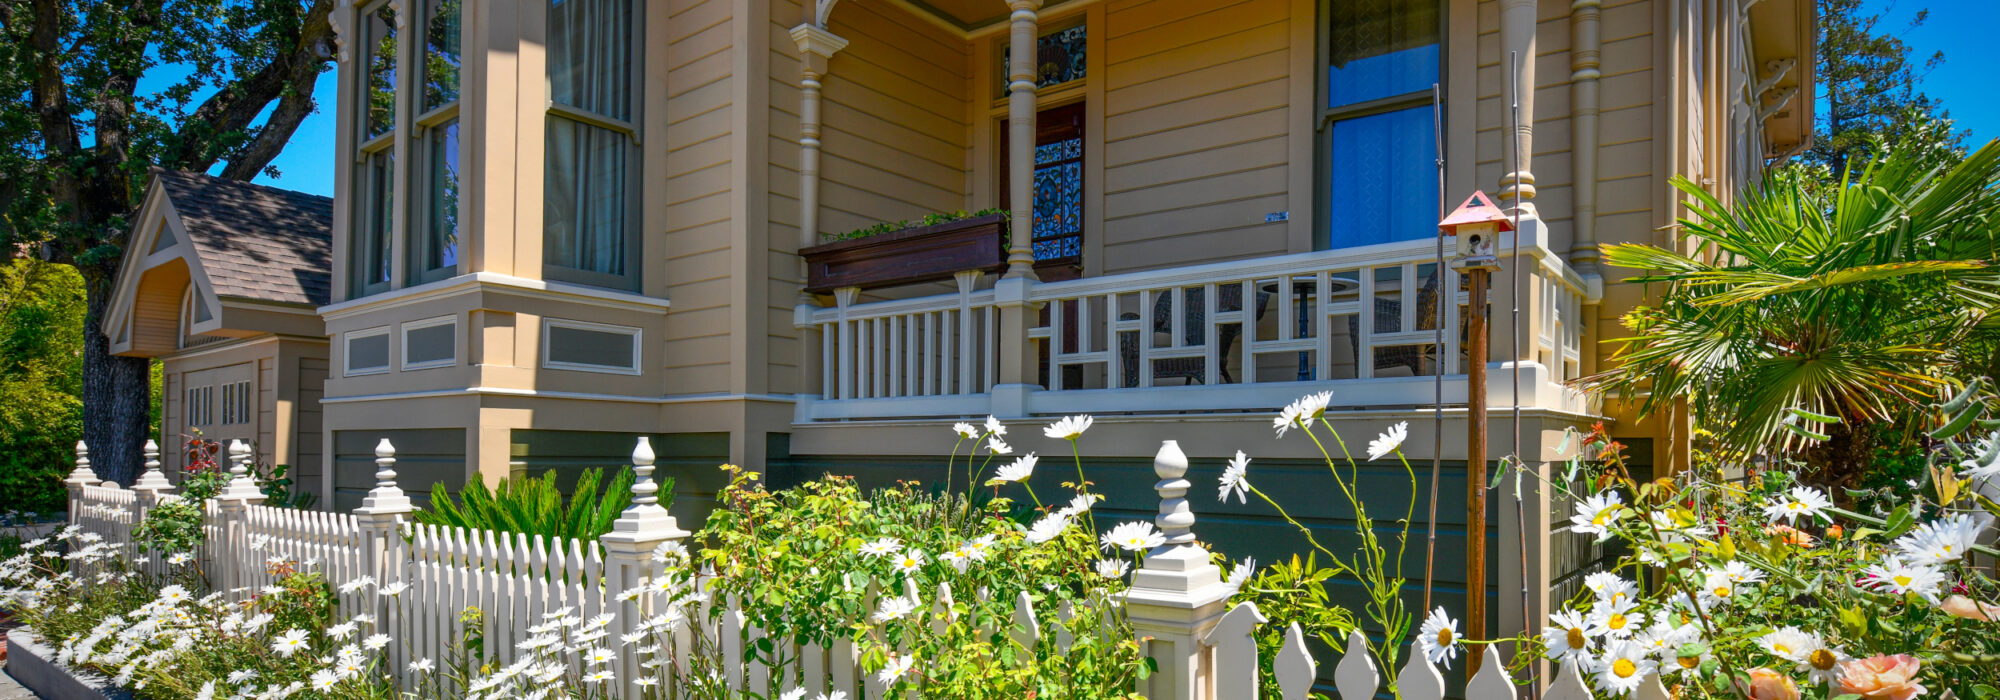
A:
[1893,575,1914,587]
[1772,643,1792,655]
[1713,586,1732,598]
[1608,614,1629,630]
[1613,659,1638,679]
[1810,649,1837,670]
[1436,628,1454,646]
[1677,655,1701,670]
[1567,628,1587,649]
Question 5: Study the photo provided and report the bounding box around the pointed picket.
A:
[1541,657,1592,700]
[931,582,955,636]
[1203,601,1268,700]
[1054,599,1077,654]
[1009,590,1040,650]
[1275,622,1318,700]
[1634,673,1672,700]
[1466,645,1518,700]
[1396,641,1445,700]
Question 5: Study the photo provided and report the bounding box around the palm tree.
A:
[1582,139,2000,460]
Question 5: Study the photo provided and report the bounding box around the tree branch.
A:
[92,0,164,173]
[219,65,322,181]
[26,0,79,163]
[172,0,336,174]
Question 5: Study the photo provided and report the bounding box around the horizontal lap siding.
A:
[765,0,974,393]
[331,429,466,512]
[664,0,737,394]
[297,357,328,505]
[1101,0,1296,274]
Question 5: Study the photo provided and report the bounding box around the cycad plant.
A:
[415,467,662,542]
[1583,139,2000,459]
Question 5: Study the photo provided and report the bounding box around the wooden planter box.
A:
[800,213,1008,293]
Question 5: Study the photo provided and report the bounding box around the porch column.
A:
[1568,0,1605,299]
[1003,0,1041,280]
[1497,0,1538,215]
[791,24,848,407]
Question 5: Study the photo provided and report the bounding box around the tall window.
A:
[411,0,461,285]
[1320,0,1440,250]
[546,0,641,290]
[352,0,398,297]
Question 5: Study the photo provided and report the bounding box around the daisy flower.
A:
[409,658,436,673]
[876,654,917,685]
[363,633,390,650]
[942,547,973,573]
[987,454,1038,485]
[1864,557,1946,601]
[1588,599,1642,639]
[1896,514,1990,565]
[1762,486,1832,523]
[309,669,339,692]
[1542,609,1597,662]
[986,437,1013,455]
[377,582,409,597]
[1225,557,1257,592]
[1592,641,1657,696]
[1058,494,1100,518]
[1101,521,1165,552]
[1569,491,1625,538]
[1758,626,1815,662]
[1418,607,1462,669]
[1043,414,1093,440]
[584,647,616,665]
[1095,558,1131,580]
[952,422,980,439]
[1367,422,1409,461]
[891,550,926,574]
[1698,571,1741,608]
[1218,451,1251,504]
[582,671,614,684]
[859,538,902,558]
[1274,391,1333,437]
[983,416,1007,436]
[1584,572,1639,607]
[271,629,310,657]
[1026,514,1071,544]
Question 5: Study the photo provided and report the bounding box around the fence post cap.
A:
[1124,440,1232,616]
[216,439,266,503]
[132,439,172,493]
[65,440,97,485]
[355,438,414,515]
[604,436,688,547]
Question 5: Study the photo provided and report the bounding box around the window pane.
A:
[545,116,628,278]
[422,0,461,110]
[1327,0,1439,107]
[424,121,460,273]
[1326,106,1438,249]
[364,3,398,139]
[359,148,395,287]
[549,0,632,121]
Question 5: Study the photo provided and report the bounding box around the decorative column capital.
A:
[790,23,849,64]
[603,437,689,548]
[355,438,415,515]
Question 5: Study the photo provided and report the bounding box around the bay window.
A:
[545,0,641,291]
[1318,0,1441,250]
[411,0,461,285]
[351,0,397,297]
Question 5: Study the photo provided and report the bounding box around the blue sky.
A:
[171,1,1993,199]
[1859,0,1995,149]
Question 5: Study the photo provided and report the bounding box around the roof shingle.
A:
[154,170,333,307]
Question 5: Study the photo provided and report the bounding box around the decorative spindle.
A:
[66,440,96,484]
[631,436,659,507]
[605,436,686,540]
[217,439,265,501]
[1153,439,1196,547]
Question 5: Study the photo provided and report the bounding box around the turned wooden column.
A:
[1003,0,1042,280]
[1498,0,1538,215]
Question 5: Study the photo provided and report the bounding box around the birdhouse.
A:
[1438,190,1512,270]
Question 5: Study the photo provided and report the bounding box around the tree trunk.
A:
[80,266,152,484]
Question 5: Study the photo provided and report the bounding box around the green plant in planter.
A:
[822,208,1009,242]
[415,466,656,542]
[133,436,234,557]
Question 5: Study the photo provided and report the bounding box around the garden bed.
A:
[5,627,134,700]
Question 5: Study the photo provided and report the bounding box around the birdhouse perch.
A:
[1438,190,1512,270]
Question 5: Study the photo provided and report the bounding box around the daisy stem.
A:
[1069,440,1096,534]
[1023,482,1044,510]
[1245,483,1355,578]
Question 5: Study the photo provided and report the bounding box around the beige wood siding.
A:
[1099,0,1298,274]
[296,355,328,503]
[662,0,739,394]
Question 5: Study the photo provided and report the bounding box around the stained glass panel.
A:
[1002,24,1087,91]
[1032,136,1084,263]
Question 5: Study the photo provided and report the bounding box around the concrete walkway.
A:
[0,662,43,700]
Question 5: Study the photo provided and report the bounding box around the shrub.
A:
[415,466,653,542]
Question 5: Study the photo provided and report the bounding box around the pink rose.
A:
[1747,668,1801,700]
[1941,595,2000,622]
[1837,654,1927,700]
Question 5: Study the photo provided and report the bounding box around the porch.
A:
[792,220,1594,424]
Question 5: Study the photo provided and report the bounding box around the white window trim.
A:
[541,318,643,375]
[400,314,459,371]
[344,326,394,377]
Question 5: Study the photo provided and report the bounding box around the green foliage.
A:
[1584,139,2000,459]
[1227,552,1357,699]
[134,436,233,556]
[414,467,650,541]
[1808,0,1964,176]
[822,208,1009,242]
[0,260,83,515]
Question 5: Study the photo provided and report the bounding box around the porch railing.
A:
[797,226,1591,422]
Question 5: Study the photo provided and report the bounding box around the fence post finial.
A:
[356,438,414,514]
[66,440,96,485]
[133,440,172,492]
[1124,439,1236,700]
[600,436,689,699]
[217,439,265,502]
[606,437,686,540]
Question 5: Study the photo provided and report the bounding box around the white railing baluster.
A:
[1138,289,1154,388]
[1050,297,1066,391]
[1203,282,1220,385]
[1357,265,1375,379]
[1314,270,1332,381]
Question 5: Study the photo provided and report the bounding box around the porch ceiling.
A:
[892,0,1079,34]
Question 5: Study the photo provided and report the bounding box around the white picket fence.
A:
[64,438,1666,700]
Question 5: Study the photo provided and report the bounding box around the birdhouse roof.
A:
[1438,190,1514,233]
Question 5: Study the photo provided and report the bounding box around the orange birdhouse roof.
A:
[1438,190,1514,234]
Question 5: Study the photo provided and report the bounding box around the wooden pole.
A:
[1465,265,1490,675]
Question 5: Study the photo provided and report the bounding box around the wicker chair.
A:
[1117,286,1268,386]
